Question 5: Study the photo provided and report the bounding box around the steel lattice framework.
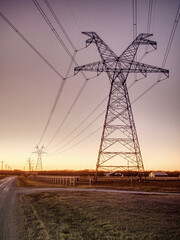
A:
[74,32,169,176]
[34,145,45,171]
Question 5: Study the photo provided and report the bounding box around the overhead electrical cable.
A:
[33,0,75,62]
[32,0,93,147]
[128,0,154,90]
[51,126,103,155]
[65,0,82,32]
[47,81,109,150]
[32,0,87,79]
[44,0,76,51]
[132,0,138,82]
[38,40,80,146]
[132,2,180,104]
[0,11,64,80]
[49,95,108,149]
[52,110,105,153]
[132,0,137,40]
[146,0,153,53]
[158,3,180,77]
[0,11,69,146]
[38,79,65,145]
[0,10,84,148]
[47,80,87,147]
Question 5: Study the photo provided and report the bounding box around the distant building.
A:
[149,172,168,177]
[105,172,123,177]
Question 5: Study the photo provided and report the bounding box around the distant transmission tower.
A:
[75,32,169,177]
[34,145,46,171]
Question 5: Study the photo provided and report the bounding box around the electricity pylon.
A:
[74,32,169,178]
[34,145,46,171]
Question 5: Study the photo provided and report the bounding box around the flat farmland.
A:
[18,190,180,240]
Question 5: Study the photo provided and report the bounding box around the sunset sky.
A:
[0,0,180,171]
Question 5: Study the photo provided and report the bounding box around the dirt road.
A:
[18,186,180,196]
[0,176,19,240]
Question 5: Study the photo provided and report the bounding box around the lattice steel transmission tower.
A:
[74,32,169,176]
[34,145,45,171]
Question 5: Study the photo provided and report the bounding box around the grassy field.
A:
[18,190,180,240]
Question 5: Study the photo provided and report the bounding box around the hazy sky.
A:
[0,0,180,171]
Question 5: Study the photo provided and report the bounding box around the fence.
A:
[36,175,92,186]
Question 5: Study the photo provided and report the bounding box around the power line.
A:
[132,2,180,104]
[47,80,88,147]
[32,0,74,61]
[52,126,103,155]
[160,3,180,71]
[52,110,106,153]
[48,94,108,150]
[0,11,71,147]
[38,78,65,145]
[65,0,82,32]
[129,0,154,89]
[38,50,77,146]
[32,0,87,77]
[32,0,91,147]
[0,10,85,148]
[146,0,154,53]
[132,0,137,40]
[0,11,64,80]
[44,0,76,51]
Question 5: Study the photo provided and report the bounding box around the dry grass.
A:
[18,190,180,240]
[93,178,180,192]
[17,176,65,188]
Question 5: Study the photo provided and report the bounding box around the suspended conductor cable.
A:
[132,0,138,82]
[33,0,92,146]
[0,11,69,146]
[44,0,76,51]
[38,79,65,145]
[33,0,73,60]
[38,46,78,146]
[158,3,180,80]
[132,0,137,40]
[65,0,82,32]
[32,0,87,79]
[132,3,180,104]
[128,0,153,89]
[145,0,153,53]
[47,83,109,150]
[52,126,103,155]
[52,110,105,153]
[46,80,88,147]
[0,11,64,80]
[49,94,108,150]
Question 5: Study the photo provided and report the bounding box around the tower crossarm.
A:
[74,59,169,79]
[74,60,105,75]
[128,61,169,77]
